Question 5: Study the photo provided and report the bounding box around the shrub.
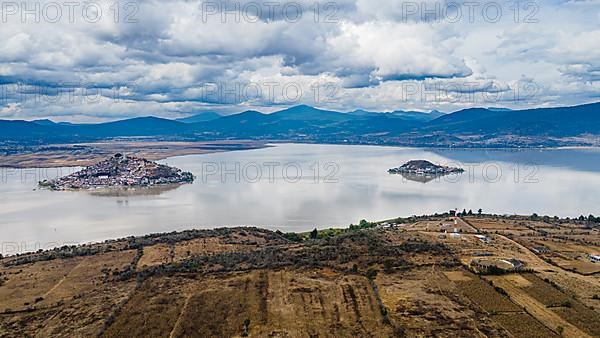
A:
[383,259,395,273]
[242,318,251,337]
[283,232,303,242]
[349,219,376,231]
[365,267,379,280]
[494,286,508,296]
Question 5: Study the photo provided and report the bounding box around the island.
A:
[39,153,194,190]
[388,160,464,182]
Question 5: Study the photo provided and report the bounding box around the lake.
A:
[2,143,600,254]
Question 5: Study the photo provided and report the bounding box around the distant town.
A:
[388,160,465,175]
[39,154,194,190]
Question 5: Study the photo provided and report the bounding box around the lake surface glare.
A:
[2,144,599,253]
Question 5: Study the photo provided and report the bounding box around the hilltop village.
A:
[39,154,194,190]
[388,160,465,175]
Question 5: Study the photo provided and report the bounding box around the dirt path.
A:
[168,293,193,338]
[495,233,600,293]
[490,277,592,338]
[457,217,479,233]
[42,260,83,299]
[432,265,488,338]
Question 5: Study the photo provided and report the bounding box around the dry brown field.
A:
[1,216,598,337]
[485,273,600,338]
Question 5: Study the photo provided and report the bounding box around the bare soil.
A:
[1,215,598,337]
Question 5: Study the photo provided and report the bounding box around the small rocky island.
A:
[388,160,464,175]
[39,153,194,190]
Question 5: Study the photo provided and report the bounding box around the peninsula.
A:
[39,153,194,190]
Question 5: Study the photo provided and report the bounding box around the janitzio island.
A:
[39,154,194,190]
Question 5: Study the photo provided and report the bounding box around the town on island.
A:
[39,153,194,190]
[388,160,465,175]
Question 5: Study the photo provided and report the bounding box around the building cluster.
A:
[388,160,464,175]
[39,153,194,190]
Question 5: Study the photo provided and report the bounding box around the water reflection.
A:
[1,143,600,254]
[391,172,459,184]
[87,184,184,197]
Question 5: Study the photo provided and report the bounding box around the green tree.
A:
[310,228,318,240]
[478,208,483,215]
[283,232,303,242]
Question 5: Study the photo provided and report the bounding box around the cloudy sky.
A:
[0,0,599,121]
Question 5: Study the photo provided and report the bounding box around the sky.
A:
[0,0,599,122]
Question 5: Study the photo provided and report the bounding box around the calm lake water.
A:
[2,143,600,254]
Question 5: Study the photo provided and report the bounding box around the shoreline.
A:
[2,212,598,336]
[2,140,600,169]
[2,212,596,258]
[0,140,269,169]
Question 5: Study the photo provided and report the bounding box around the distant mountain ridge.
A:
[348,109,444,121]
[176,111,222,123]
[1,102,599,147]
[423,102,600,136]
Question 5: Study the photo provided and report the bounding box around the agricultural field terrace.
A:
[0,214,598,337]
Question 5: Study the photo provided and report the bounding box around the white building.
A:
[475,235,491,244]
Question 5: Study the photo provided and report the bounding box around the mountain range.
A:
[1,102,599,147]
[175,111,223,123]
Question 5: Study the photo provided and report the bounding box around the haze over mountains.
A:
[1,102,599,148]
[175,111,223,123]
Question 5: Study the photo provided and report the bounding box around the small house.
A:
[475,235,491,244]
